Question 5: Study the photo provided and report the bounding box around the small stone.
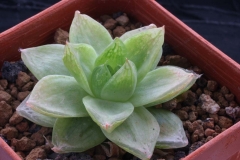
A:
[192,120,204,131]
[9,112,23,125]
[10,87,18,98]
[199,94,220,114]
[189,141,204,154]
[124,26,130,31]
[115,15,129,26]
[162,98,177,110]
[16,151,25,159]
[175,110,188,120]
[134,22,142,28]
[0,79,8,89]
[224,94,234,102]
[207,80,218,92]
[104,18,117,30]
[218,108,226,116]
[12,137,36,151]
[204,128,215,137]
[183,91,197,106]
[54,28,69,45]
[16,121,29,132]
[225,106,240,119]
[26,147,47,160]
[21,82,34,92]
[196,88,202,97]
[181,106,190,112]
[196,77,207,88]
[17,91,30,101]
[11,100,21,110]
[203,118,214,129]
[192,66,202,74]
[0,91,12,102]
[229,101,238,107]
[220,86,229,94]
[16,71,31,88]
[191,133,199,143]
[39,127,52,136]
[163,55,191,68]
[0,126,18,140]
[0,101,13,127]
[113,26,126,37]
[203,88,212,97]
[31,132,45,146]
[100,15,112,22]
[209,114,219,123]
[189,111,197,122]
[217,95,228,107]
[218,116,233,128]
[215,125,221,133]
[213,92,223,101]
[185,121,194,133]
[205,136,213,142]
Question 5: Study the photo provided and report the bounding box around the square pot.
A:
[0,0,240,159]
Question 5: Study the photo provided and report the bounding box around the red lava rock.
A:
[204,128,215,137]
[11,100,21,110]
[224,94,234,102]
[183,91,197,106]
[196,77,207,88]
[16,121,29,132]
[0,79,8,89]
[192,120,204,131]
[100,15,112,22]
[218,108,226,116]
[218,116,233,128]
[0,101,13,127]
[196,88,202,97]
[189,111,197,122]
[16,71,31,88]
[12,137,36,152]
[0,126,18,140]
[203,118,214,129]
[203,88,212,97]
[113,26,126,37]
[162,99,177,110]
[17,91,30,101]
[103,18,117,30]
[208,114,219,123]
[39,127,52,136]
[21,82,34,92]
[213,92,223,101]
[215,125,222,133]
[184,120,194,133]
[217,95,229,107]
[53,28,69,45]
[205,136,213,142]
[115,15,129,26]
[220,86,229,94]
[9,112,23,125]
[25,147,47,160]
[163,55,191,68]
[175,110,188,121]
[207,80,218,92]
[0,90,12,103]
[10,86,18,98]
[31,132,45,146]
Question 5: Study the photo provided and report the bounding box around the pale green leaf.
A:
[94,38,127,73]
[83,96,134,133]
[27,75,89,118]
[102,107,160,160]
[21,44,70,80]
[124,27,164,81]
[90,64,112,98]
[69,11,112,55]
[52,117,106,153]
[16,95,56,127]
[63,42,97,95]
[148,108,188,149]
[101,60,137,101]
[120,24,157,41]
[130,66,200,107]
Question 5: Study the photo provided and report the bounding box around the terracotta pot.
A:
[0,0,240,159]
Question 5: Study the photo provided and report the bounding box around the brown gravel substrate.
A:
[0,11,240,160]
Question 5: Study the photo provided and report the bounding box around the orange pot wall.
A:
[0,0,240,160]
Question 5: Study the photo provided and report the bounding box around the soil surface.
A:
[0,12,240,160]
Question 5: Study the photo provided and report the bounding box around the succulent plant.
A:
[17,11,199,160]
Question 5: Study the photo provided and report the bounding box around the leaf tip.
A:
[75,10,81,15]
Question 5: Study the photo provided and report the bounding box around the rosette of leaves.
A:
[17,11,199,160]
